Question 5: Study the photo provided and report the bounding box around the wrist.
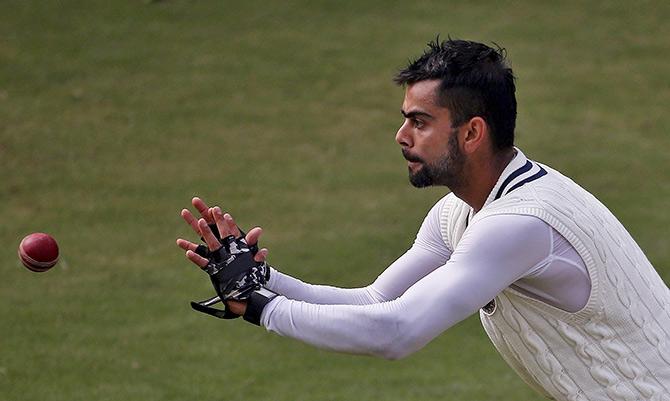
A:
[243,287,277,326]
[226,299,248,316]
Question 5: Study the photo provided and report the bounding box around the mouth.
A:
[407,160,422,169]
[402,149,423,164]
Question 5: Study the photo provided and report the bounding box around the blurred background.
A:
[1,1,669,400]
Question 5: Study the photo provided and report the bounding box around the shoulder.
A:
[426,193,470,235]
[428,193,470,253]
[411,194,460,259]
[416,194,453,243]
[469,214,551,241]
[431,193,469,221]
[426,193,457,218]
[459,214,553,262]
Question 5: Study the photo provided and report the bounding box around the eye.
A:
[412,118,424,129]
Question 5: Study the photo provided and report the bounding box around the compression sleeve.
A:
[261,214,553,359]
[265,196,451,304]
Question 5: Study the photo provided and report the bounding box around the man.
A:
[177,39,670,400]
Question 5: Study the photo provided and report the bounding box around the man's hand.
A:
[177,198,268,317]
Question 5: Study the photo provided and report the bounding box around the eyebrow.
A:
[401,109,434,120]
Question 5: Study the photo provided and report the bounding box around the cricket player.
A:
[177,39,670,400]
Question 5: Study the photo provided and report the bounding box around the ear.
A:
[461,116,488,155]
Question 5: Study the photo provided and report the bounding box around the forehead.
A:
[402,79,452,120]
[402,79,442,110]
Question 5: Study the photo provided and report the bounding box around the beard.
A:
[404,133,465,190]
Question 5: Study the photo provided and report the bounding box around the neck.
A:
[452,147,516,213]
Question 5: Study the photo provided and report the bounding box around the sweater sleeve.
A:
[260,214,553,359]
[264,196,452,304]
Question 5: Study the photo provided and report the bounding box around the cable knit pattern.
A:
[442,163,670,400]
[438,193,469,254]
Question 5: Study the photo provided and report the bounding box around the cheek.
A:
[417,132,446,159]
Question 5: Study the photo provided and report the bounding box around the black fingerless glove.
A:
[204,235,268,301]
[190,234,269,319]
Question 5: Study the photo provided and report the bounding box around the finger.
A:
[245,227,263,246]
[223,213,241,238]
[186,250,208,268]
[176,238,199,252]
[192,197,214,224]
[199,218,222,250]
[254,248,268,262]
[181,209,201,236]
[212,206,230,238]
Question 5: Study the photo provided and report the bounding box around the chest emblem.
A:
[482,299,497,315]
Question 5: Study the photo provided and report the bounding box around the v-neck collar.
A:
[466,148,548,223]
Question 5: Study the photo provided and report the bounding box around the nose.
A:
[395,120,412,147]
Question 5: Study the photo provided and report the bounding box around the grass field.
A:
[2,1,669,400]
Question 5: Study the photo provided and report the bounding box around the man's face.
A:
[396,80,465,189]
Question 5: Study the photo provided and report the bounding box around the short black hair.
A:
[394,38,516,150]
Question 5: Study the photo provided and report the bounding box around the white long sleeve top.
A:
[260,155,591,360]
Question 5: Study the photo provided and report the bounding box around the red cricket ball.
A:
[18,233,59,272]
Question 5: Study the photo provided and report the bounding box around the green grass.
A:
[1,1,669,400]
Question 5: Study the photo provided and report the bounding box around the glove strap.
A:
[190,295,239,319]
[243,288,277,326]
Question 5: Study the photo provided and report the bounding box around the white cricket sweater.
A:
[439,158,670,400]
[260,149,670,400]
